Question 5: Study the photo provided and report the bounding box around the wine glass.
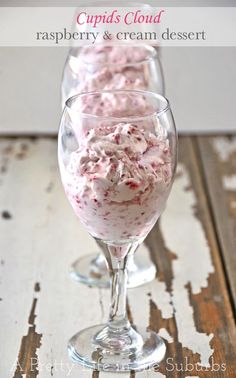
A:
[61,44,164,108]
[61,44,165,289]
[58,89,177,371]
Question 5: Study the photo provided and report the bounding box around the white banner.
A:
[0,7,235,46]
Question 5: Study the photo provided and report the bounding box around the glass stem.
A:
[109,255,129,330]
[106,243,139,332]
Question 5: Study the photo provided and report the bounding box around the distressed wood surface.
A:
[0,136,236,378]
[197,136,236,311]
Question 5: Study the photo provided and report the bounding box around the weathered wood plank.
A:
[1,137,236,378]
[129,137,236,377]
[0,138,110,378]
[197,136,236,311]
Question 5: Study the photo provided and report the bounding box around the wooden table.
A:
[1,135,236,378]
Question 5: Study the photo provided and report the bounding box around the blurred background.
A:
[0,0,235,134]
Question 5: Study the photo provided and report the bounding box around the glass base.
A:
[70,253,109,288]
[68,324,166,372]
[70,248,156,289]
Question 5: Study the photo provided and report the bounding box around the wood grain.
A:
[0,138,110,378]
[0,137,236,378]
[197,136,236,311]
[143,137,236,377]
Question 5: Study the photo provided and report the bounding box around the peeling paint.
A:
[160,163,215,366]
[128,278,172,330]
[223,174,236,191]
[158,328,173,343]
[99,372,128,378]
[128,243,173,330]
[132,372,166,378]
[13,284,42,378]
[1,138,227,377]
[149,280,173,320]
[212,137,236,194]
[212,137,236,162]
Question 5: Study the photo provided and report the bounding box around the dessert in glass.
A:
[61,44,165,289]
[61,44,164,107]
[58,89,177,371]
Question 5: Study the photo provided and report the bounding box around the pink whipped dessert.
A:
[78,45,149,66]
[70,45,151,93]
[62,121,172,244]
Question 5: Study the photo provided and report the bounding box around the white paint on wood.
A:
[128,276,173,331]
[0,139,110,378]
[99,373,130,378]
[223,174,236,191]
[128,245,172,330]
[0,139,44,377]
[160,164,214,367]
[212,136,236,162]
[30,140,110,378]
[128,279,173,328]
[100,371,166,378]
[128,162,215,368]
[134,372,166,378]
[139,373,166,378]
[0,138,168,377]
[212,137,236,195]
[150,280,173,320]
[0,140,217,376]
[158,328,173,343]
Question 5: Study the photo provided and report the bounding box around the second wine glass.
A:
[61,44,165,289]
